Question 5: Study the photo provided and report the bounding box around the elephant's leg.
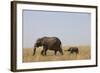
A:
[41,50,44,55]
[44,49,48,56]
[75,51,78,55]
[70,51,74,54]
[76,50,79,54]
[41,46,48,56]
[58,48,63,55]
[54,50,57,55]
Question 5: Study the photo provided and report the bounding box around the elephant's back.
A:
[42,37,61,48]
[43,37,61,43]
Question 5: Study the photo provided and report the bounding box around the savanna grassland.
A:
[23,46,91,62]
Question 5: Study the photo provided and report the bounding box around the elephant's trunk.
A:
[33,46,36,56]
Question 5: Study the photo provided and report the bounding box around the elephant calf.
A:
[66,47,79,55]
[33,37,63,56]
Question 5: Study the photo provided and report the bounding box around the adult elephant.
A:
[33,37,63,56]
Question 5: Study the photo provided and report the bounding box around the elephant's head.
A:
[33,38,43,55]
[67,48,71,51]
[34,38,43,47]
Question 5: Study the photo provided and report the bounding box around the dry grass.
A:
[23,45,91,62]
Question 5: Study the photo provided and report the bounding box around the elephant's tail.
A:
[33,47,36,56]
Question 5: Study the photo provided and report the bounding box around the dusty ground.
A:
[23,46,91,62]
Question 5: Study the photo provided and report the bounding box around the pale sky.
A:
[22,10,91,48]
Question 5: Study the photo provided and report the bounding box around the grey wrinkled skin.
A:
[33,37,63,56]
